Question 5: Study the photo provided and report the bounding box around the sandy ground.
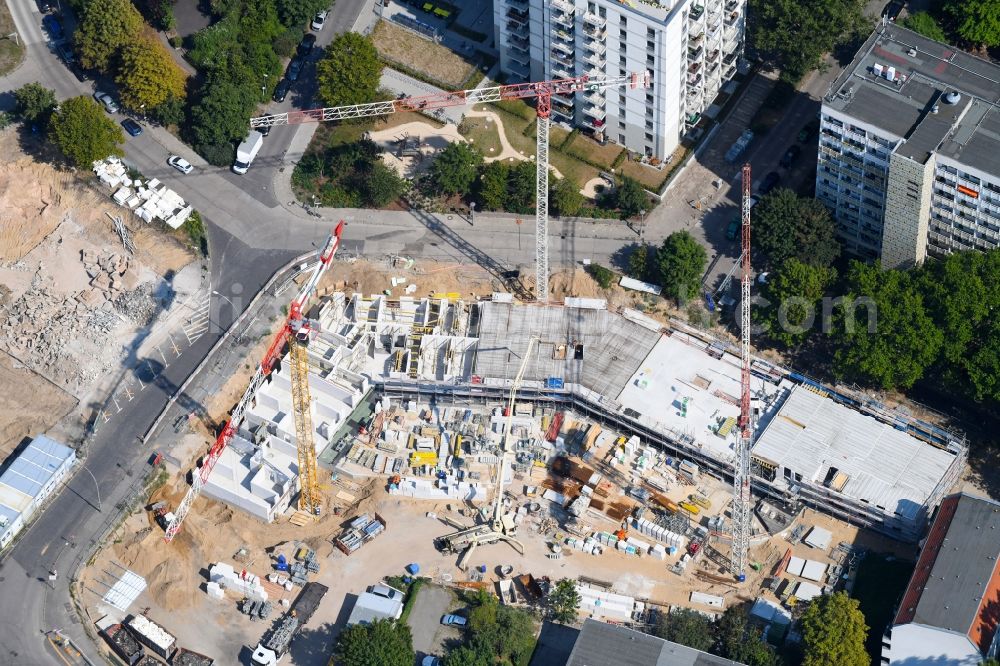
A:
[0,132,196,453]
[372,20,477,89]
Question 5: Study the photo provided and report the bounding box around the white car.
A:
[167,155,194,174]
[311,10,327,31]
[441,614,467,627]
[421,657,441,666]
[93,91,118,114]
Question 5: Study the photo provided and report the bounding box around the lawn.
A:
[372,20,476,89]
[618,146,689,190]
[0,0,24,76]
[851,554,914,662]
[308,111,444,154]
[563,131,626,168]
[458,115,503,157]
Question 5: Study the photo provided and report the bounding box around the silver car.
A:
[93,91,118,114]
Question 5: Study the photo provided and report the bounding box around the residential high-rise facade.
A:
[493,0,746,160]
[817,25,1000,268]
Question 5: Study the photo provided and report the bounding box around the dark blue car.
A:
[42,14,63,40]
[121,119,143,137]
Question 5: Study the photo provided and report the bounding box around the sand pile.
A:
[0,159,73,263]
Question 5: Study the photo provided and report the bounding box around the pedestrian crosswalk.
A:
[183,299,211,344]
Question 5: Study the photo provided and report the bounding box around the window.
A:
[646,55,655,66]
[645,120,653,129]
[645,93,653,103]
[647,40,655,50]
[644,132,653,141]
[619,93,626,104]
[618,133,626,143]
[619,56,627,66]
[618,121,625,130]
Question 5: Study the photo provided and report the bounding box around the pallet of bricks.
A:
[334,512,387,555]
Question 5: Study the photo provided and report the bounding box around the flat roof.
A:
[0,435,74,530]
[752,387,956,519]
[346,591,404,626]
[566,619,741,666]
[825,25,1000,173]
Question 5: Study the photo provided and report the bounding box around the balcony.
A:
[687,45,703,60]
[510,31,529,47]
[509,38,529,54]
[552,106,573,122]
[583,103,605,120]
[583,12,606,28]
[552,63,574,79]
[690,5,705,20]
[554,28,574,45]
[689,31,704,45]
[726,0,739,9]
[507,49,530,67]
[552,51,573,67]
[687,61,701,75]
[706,48,720,61]
[725,10,740,25]
[506,8,528,25]
[553,11,574,27]
[552,0,574,12]
[583,51,605,67]
[582,24,606,39]
[552,40,574,56]
[584,89,605,105]
[507,0,528,9]
[589,117,606,129]
[585,42,606,56]
[687,72,703,86]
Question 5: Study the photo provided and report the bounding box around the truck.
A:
[232,130,264,174]
[251,582,329,665]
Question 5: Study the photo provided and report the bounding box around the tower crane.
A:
[730,163,753,579]
[164,221,345,542]
[250,72,650,303]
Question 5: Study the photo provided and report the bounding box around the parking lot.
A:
[407,584,464,660]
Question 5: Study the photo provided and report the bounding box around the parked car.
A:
[726,218,739,241]
[121,119,143,137]
[258,121,272,137]
[286,57,305,81]
[93,91,119,114]
[882,0,904,20]
[272,79,291,102]
[311,10,328,31]
[441,614,467,627]
[780,145,801,168]
[297,33,316,56]
[70,64,90,82]
[37,0,53,12]
[797,120,819,143]
[167,155,194,174]
[421,658,441,666]
[55,41,75,64]
[42,14,64,40]
[759,171,780,195]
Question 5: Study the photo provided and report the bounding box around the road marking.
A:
[122,384,134,401]
[168,334,182,357]
[111,396,122,413]
[156,345,168,365]
[183,300,211,344]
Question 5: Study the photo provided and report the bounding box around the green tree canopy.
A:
[354,161,406,208]
[901,11,948,42]
[13,83,57,124]
[275,0,327,27]
[316,33,382,108]
[505,160,536,215]
[714,604,781,666]
[800,592,869,666]
[616,176,648,219]
[657,231,707,302]
[760,258,837,347]
[551,178,584,217]
[459,589,537,666]
[653,608,714,652]
[627,244,654,282]
[749,0,866,80]
[75,0,145,71]
[832,261,942,390]
[950,0,1000,47]
[50,96,125,168]
[547,578,581,625]
[429,142,483,195]
[478,161,509,210]
[333,618,415,666]
[116,33,188,113]
[754,189,841,268]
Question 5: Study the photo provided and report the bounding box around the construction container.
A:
[678,501,701,515]
[171,647,215,666]
[126,615,176,661]
[102,623,144,666]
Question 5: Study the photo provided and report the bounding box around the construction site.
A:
[76,191,966,664]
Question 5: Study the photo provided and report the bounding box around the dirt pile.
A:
[0,158,71,263]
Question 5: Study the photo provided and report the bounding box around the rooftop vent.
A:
[943,91,961,105]
[907,48,917,57]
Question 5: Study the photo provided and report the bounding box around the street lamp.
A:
[639,208,647,241]
[78,465,101,511]
[469,201,476,226]
[262,75,269,102]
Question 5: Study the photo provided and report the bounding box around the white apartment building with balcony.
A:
[493,0,745,160]
[816,25,1000,268]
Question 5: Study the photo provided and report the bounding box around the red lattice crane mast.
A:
[251,72,650,303]
[731,163,753,578]
[164,221,345,542]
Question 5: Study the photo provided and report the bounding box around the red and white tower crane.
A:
[731,162,753,579]
[164,221,345,542]
[250,72,650,302]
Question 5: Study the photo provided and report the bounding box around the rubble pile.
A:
[78,249,142,307]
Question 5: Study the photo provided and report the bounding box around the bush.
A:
[493,99,534,121]
[587,263,615,289]
[272,28,300,57]
[0,112,12,130]
[182,211,209,256]
[169,35,183,48]
[198,141,235,166]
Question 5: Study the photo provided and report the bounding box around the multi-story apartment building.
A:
[817,25,1000,268]
[493,0,745,160]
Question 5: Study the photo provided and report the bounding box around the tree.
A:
[316,33,382,108]
[653,608,714,652]
[478,161,509,210]
[276,0,327,27]
[951,0,1000,47]
[547,578,581,624]
[800,592,868,666]
[333,619,415,666]
[116,33,187,113]
[901,11,948,42]
[50,96,125,168]
[749,0,867,81]
[627,244,652,281]
[615,176,647,219]
[443,647,490,666]
[551,177,584,217]
[754,189,840,268]
[134,0,175,31]
[760,258,836,347]
[13,83,57,125]
[506,160,536,215]
[587,264,616,289]
[429,142,483,195]
[188,55,259,164]
[462,589,537,666]
[356,161,405,207]
[75,0,145,71]
[832,261,942,390]
[657,231,707,302]
[714,605,780,666]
